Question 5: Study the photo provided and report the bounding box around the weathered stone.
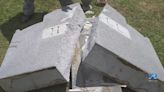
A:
[76,61,124,87]
[71,18,97,89]
[83,44,160,92]
[96,4,164,82]
[82,4,164,92]
[100,4,127,26]
[0,3,85,92]
[69,88,82,92]
[0,3,163,92]
[85,10,94,15]
[69,86,123,92]
[43,3,85,28]
[71,42,81,89]
[29,83,68,92]
[81,86,122,92]
[80,18,98,61]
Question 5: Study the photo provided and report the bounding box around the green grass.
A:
[0,0,164,66]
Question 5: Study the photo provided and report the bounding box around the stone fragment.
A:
[69,89,82,92]
[80,18,98,61]
[71,19,97,89]
[85,10,94,15]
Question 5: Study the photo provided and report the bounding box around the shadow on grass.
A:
[95,3,106,7]
[0,0,76,42]
[59,0,73,7]
[0,12,47,42]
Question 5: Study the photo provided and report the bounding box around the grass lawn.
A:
[0,0,164,66]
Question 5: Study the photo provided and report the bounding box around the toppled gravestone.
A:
[0,3,85,92]
[0,3,164,92]
[80,4,164,92]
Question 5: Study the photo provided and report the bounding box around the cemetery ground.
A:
[0,0,164,66]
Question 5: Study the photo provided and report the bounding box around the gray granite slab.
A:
[80,4,164,92]
[81,86,122,92]
[43,3,85,28]
[83,44,161,92]
[69,86,123,92]
[76,61,122,87]
[96,4,164,81]
[101,4,127,26]
[0,3,85,92]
